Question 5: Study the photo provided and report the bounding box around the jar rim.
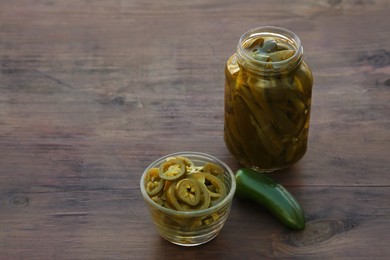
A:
[237,26,303,74]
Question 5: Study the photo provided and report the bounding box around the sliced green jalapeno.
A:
[175,178,202,206]
[145,168,165,196]
[175,156,195,169]
[166,183,185,210]
[159,159,186,180]
[203,162,224,176]
[166,178,211,211]
[146,156,227,213]
[190,172,227,206]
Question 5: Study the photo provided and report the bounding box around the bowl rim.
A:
[140,151,236,217]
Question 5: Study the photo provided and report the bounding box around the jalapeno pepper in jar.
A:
[224,26,313,172]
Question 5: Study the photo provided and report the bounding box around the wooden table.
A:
[1,0,389,259]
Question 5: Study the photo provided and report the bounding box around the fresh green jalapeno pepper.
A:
[235,168,305,230]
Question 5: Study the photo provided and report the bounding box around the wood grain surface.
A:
[0,0,389,259]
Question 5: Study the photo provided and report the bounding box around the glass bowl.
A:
[140,151,236,246]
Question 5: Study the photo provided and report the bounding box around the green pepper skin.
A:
[235,169,305,230]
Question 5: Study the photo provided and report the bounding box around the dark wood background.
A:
[1,0,389,259]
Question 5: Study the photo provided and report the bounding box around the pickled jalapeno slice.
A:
[145,156,228,211]
[145,168,165,196]
[175,178,202,206]
[175,156,195,168]
[190,172,227,204]
[159,159,186,180]
[166,182,185,210]
[166,178,211,211]
[203,162,224,176]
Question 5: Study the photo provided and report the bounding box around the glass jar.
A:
[224,26,313,172]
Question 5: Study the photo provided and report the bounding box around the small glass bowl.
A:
[140,151,236,246]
